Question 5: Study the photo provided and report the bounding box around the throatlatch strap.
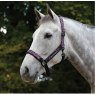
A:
[59,16,65,49]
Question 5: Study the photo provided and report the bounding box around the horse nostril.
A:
[25,66,29,74]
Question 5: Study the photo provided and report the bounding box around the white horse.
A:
[20,6,95,93]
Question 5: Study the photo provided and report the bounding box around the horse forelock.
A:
[38,15,54,25]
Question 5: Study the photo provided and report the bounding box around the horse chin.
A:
[21,75,44,84]
[21,74,38,84]
[24,75,45,84]
[22,78,38,84]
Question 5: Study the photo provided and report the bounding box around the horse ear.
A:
[34,7,45,21]
[47,4,58,20]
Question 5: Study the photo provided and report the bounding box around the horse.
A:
[20,5,95,93]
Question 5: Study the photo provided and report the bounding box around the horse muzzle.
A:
[20,66,38,84]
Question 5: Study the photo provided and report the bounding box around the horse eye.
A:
[44,33,52,39]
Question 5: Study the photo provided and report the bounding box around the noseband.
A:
[27,16,65,76]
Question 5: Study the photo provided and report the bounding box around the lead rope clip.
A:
[62,48,65,59]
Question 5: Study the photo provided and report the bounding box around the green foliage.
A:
[0,1,94,93]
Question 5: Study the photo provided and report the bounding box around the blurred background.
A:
[0,1,94,93]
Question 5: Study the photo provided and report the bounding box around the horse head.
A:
[20,5,63,84]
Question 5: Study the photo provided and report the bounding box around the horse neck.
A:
[63,17,94,84]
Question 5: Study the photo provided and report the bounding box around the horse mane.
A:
[38,15,95,30]
[65,17,95,30]
[85,24,95,29]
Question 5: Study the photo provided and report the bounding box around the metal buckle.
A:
[41,60,47,67]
